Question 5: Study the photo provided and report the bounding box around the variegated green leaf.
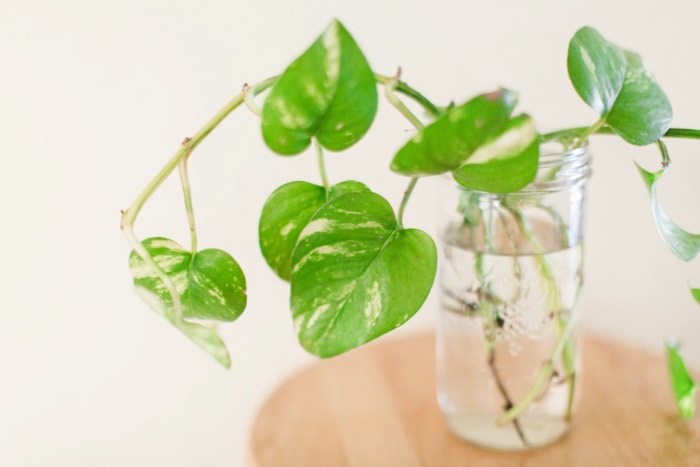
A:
[261,19,377,155]
[290,191,437,357]
[567,26,627,116]
[129,237,247,321]
[568,26,672,146]
[666,340,697,419]
[390,89,517,176]
[451,114,539,193]
[636,164,700,261]
[606,51,673,145]
[259,180,370,281]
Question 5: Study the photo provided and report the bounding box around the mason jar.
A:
[435,142,592,451]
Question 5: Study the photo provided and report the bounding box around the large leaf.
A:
[636,164,700,261]
[451,114,539,193]
[666,340,697,419]
[606,51,673,145]
[261,19,377,155]
[390,89,517,176]
[289,191,437,357]
[129,237,247,321]
[259,180,370,281]
[567,26,627,116]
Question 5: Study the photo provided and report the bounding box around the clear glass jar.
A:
[436,142,592,451]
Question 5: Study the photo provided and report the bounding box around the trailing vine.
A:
[122,20,698,420]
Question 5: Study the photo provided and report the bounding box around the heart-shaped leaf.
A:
[261,19,377,155]
[567,26,627,116]
[289,191,437,357]
[636,164,700,261]
[259,180,370,281]
[451,114,539,193]
[391,89,517,176]
[606,51,673,145]
[666,340,697,420]
[129,237,247,321]
[568,26,672,146]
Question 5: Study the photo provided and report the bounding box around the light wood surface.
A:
[248,333,700,466]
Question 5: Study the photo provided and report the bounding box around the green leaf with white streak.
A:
[391,89,517,176]
[666,340,697,419]
[259,180,370,281]
[568,26,672,146]
[606,50,673,145]
[290,191,437,357]
[636,164,700,261]
[129,237,247,321]
[261,19,377,155]
[452,114,539,193]
[567,26,627,116]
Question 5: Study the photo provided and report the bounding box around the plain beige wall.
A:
[3,0,700,465]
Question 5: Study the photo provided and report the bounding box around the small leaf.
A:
[636,164,700,261]
[259,180,370,281]
[129,237,247,321]
[290,191,437,357]
[606,51,673,145]
[391,89,517,176]
[261,19,377,155]
[666,340,697,419]
[567,26,627,116]
[451,114,539,193]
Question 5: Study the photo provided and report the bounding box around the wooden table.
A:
[248,333,700,466]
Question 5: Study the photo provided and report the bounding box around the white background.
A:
[3,1,700,465]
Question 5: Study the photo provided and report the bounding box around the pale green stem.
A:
[374,73,442,118]
[571,117,606,149]
[507,206,578,421]
[383,72,426,131]
[395,178,418,229]
[315,140,331,196]
[383,73,425,228]
[497,295,581,425]
[243,83,263,117]
[178,154,197,254]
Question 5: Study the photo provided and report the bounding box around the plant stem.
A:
[571,117,606,149]
[382,70,426,131]
[383,71,426,229]
[374,73,443,118]
[178,152,198,254]
[541,126,700,142]
[487,345,529,446]
[497,299,581,425]
[397,177,418,229]
[121,77,276,229]
[315,140,331,196]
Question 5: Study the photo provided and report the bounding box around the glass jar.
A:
[435,142,592,451]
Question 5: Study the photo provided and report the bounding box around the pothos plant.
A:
[121,20,699,421]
